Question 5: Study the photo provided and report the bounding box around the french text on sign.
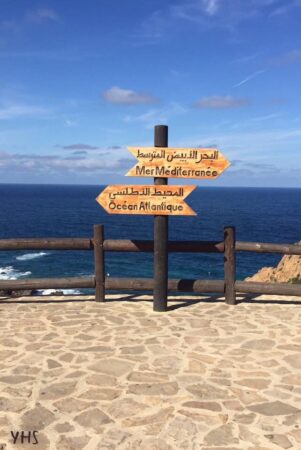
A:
[96,185,197,216]
[126,147,230,179]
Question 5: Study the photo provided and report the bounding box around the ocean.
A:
[0,184,300,295]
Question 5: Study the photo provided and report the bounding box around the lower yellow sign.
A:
[96,185,196,216]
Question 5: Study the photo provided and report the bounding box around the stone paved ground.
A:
[0,293,300,450]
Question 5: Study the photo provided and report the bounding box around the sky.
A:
[0,0,301,187]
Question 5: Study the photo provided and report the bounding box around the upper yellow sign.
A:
[126,147,230,179]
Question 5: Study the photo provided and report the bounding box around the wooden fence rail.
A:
[0,224,300,308]
[1,238,301,255]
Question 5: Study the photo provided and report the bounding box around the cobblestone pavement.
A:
[0,294,300,450]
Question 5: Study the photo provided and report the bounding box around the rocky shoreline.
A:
[246,241,301,284]
[0,289,65,297]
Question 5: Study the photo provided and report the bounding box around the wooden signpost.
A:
[126,147,230,179]
[96,125,231,312]
[96,185,196,216]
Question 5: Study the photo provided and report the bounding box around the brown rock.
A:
[246,447,276,450]
[282,374,301,385]
[0,350,15,360]
[204,424,239,445]
[74,408,112,431]
[79,388,121,401]
[65,370,86,378]
[242,339,275,351]
[186,359,206,373]
[230,387,268,405]
[284,354,301,369]
[123,406,174,427]
[283,411,301,426]
[54,397,92,413]
[55,422,74,433]
[278,344,301,352]
[13,365,40,376]
[0,375,34,384]
[120,345,145,355]
[1,338,20,347]
[152,355,182,373]
[56,435,90,450]
[222,400,244,411]
[127,371,166,383]
[188,353,216,364]
[86,373,117,386]
[22,405,55,430]
[186,383,232,400]
[88,358,133,376]
[0,397,27,412]
[106,398,148,419]
[289,429,301,444]
[233,413,256,424]
[236,378,270,389]
[248,400,300,416]
[40,381,76,400]
[202,448,241,450]
[127,438,174,450]
[128,382,179,396]
[166,417,198,441]
[96,429,130,449]
[182,401,222,411]
[47,359,62,369]
[59,353,74,362]
[71,345,112,352]
[265,433,292,449]
[76,333,95,340]
[179,409,226,426]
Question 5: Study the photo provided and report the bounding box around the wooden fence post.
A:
[224,226,236,305]
[94,224,105,302]
[153,125,169,312]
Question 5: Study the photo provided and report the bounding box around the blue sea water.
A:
[0,184,300,293]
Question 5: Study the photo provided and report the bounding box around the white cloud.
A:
[201,0,220,16]
[0,103,50,120]
[123,102,187,128]
[195,95,250,109]
[141,0,301,38]
[234,70,266,87]
[185,127,301,158]
[103,86,158,105]
[59,143,99,150]
[64,119,78,127]
[271,48,301,66]
[26,8,60,24]
[0,151,132,174]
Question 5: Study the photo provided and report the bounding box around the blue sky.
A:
[0,0,300,186]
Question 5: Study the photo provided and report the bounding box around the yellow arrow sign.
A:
[96,185,196,216]
[126,147,230,179]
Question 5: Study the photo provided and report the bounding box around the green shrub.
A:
[290,277,301,284]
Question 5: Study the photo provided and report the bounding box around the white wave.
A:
[16,252,49,261]
[0,266,31,280]
[34,289,81,296]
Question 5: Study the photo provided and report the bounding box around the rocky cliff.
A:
[246,241,301,283]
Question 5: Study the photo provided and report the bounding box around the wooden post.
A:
[224,226,236,305]
[153,125,168,312]
[94,224,105,302]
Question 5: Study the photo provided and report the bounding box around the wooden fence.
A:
[0,224,300,308]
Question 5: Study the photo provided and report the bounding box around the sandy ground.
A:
[0,293,300,450]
